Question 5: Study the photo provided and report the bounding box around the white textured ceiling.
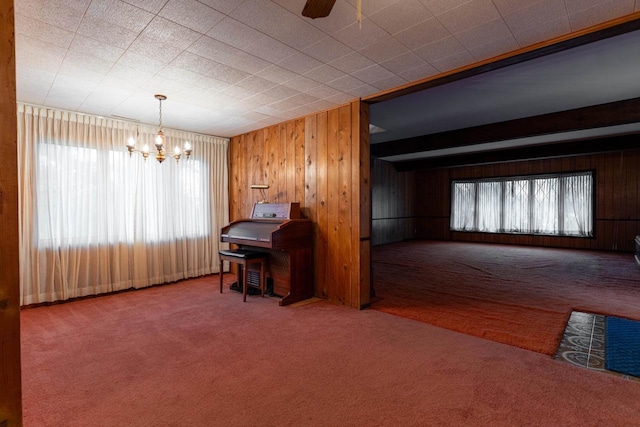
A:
[15,0,640,138]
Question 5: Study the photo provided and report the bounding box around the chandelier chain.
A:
[158,97,163,132]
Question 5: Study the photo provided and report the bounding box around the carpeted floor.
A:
[20,275,640,426]
[372,241,640,355]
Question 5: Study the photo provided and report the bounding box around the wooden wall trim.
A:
[0,0,22,425]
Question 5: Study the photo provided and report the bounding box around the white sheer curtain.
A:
[451,172,593,237]
[18,104,229,305]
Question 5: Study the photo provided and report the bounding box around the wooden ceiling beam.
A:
[391,134,640,172]
[371,97,640,158]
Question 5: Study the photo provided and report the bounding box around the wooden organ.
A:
[220,203,313,306]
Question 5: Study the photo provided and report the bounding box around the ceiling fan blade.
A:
[302,0,337,19]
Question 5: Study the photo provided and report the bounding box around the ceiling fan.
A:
[302,0,337,19]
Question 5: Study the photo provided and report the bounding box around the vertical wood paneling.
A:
[266,125,279,204]
[0,0,22,422]
[337,105,352,306]
[316,112,329,299]
[294,118,305,204]
[326,108,340,303]
[277,123,287,202]
[415,149,640,252]
[229,102,371,308]
[285,121,296,204]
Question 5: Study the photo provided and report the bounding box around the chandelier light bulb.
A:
[127,137,135,147]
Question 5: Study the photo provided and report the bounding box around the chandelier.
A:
[126,94,192,163]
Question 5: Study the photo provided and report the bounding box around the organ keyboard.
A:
[220,203,313,306]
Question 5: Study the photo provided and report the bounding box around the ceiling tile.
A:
[304,65,347,84]
[503,0,568,34]
[15,65,56,104]
[255,65,299,84]
[207,18,297,62]
[159,0,226,34]
[414,36,466,62]
[302,37,354,63]
[329,52,377,74]
[332,19,389,51]
[303,84,345,99]
[345,0,401,15]
[261,84,301,99]
[380,52,427,74]
[268,93,319,112]
[62,50,115,74]
[221,85,258,99]
[77,17,139,49]
[16,0,87,29]
[141,75,196,94]
[69,35,125,62]
[16,34,68,62]
[118,51,166,74]
[141,17,203,50]
[399,63,439,81]
[197,0,246,14]
[492,0,533,16]
[281,75,323,92]
[188,36,272,74]
[359,37,411,63]
[171,51,250,84]
[128,35,183,64]
[394,18,451,50]
[468,35,520,61]
[158,65,231,91]
[345,84,379,97]
[236,75,279,92]
[79,87,134,115]
[230,0,327,50]
[369,0,434,35]
[326,74,368,92]
[15,13,74,49]
[431,50,475,72]
[420,0,473,16]
[512,16,571,47]
[567,1,635,31]
[454,18,514,50]
[351,65,396,85]
[108,63,155,85]
[370,74,408,90]
[86,0,153,33]
[277,52,324,74]
[122,0,167,13]
[436,0,502,34]
[326,92,354,105]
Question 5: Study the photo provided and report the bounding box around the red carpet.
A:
[372,241,640,355]
[21,274,640,426]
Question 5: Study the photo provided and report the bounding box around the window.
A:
[36,141,210,246]
[450,171,593,237]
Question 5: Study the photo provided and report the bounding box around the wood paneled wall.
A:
[229,101,371,308]
[414,149,640,252]
[371,159,417,245]
[0,0,22,425]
